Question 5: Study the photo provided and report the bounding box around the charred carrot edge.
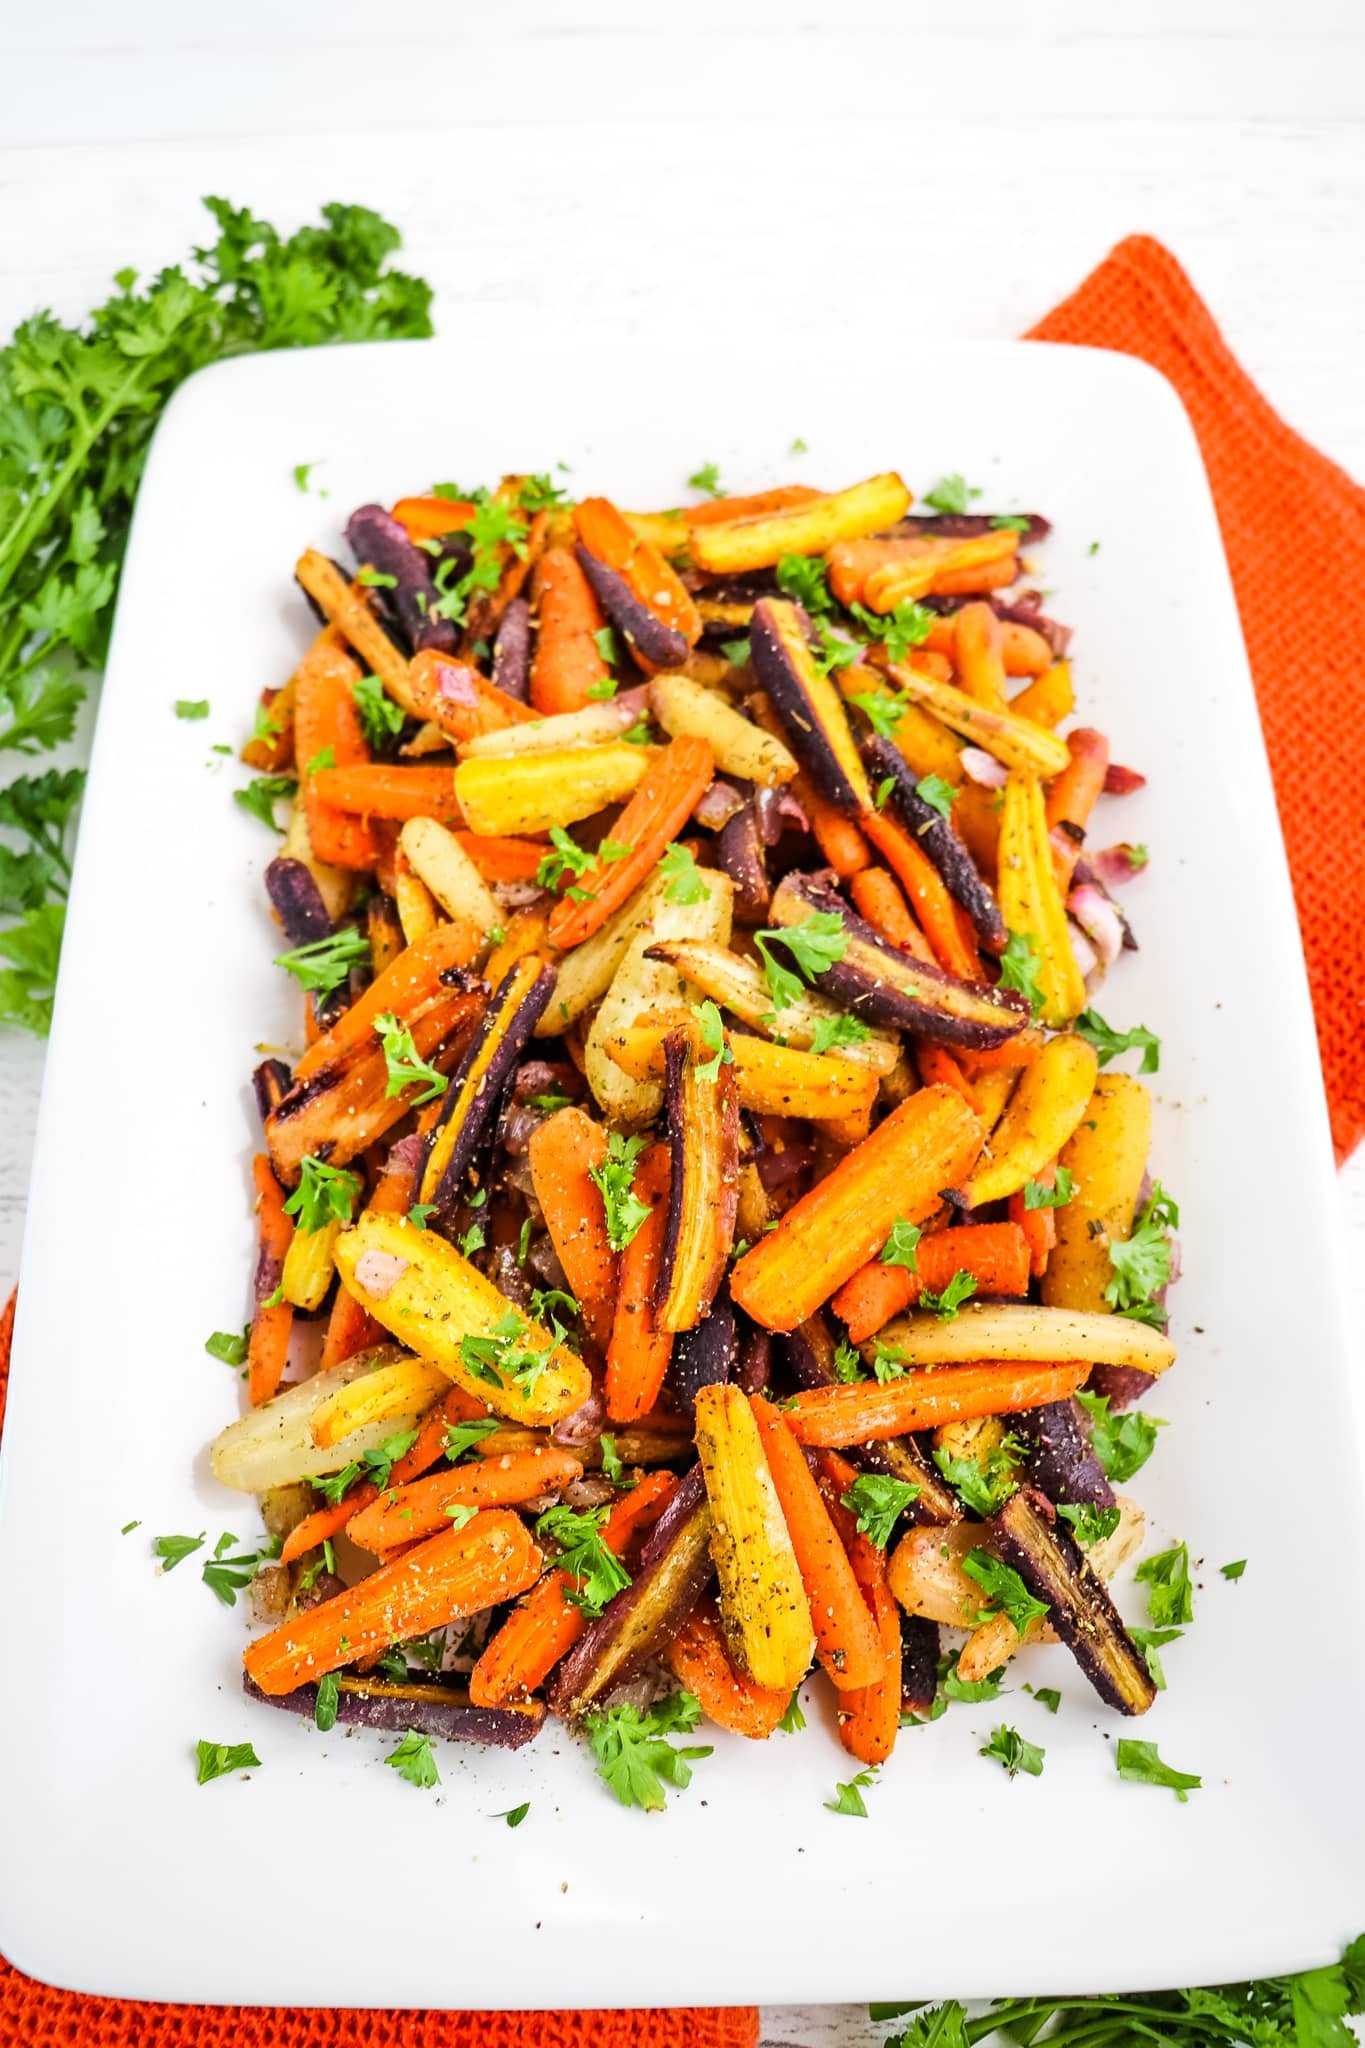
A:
[319,1284,383,1370]
[837,1577,902,1767]
[244,1512,543,1696]
[469,1472,676,1706]
[829,1221,1033,1345]
[605,1143,673,1423]
[452,831,544,883]
[248,1155,294,1406]
[547,735,715,950]
[860,806,981,980]
[916,1043,980,1113]
[310,764,462,826]
[1045,726,1110,891]
[527,1106,617,1354]
[952,601,1008,710]
[293,631,380,870]
[784,1359,1090,1448]
[1009,1160,1058,1279]
[277,1385,488,1567]
[730,1088,984,1334]
[574,496,702,651]
[529,548,609,714]
[392,495,476,542]
[663,1597,792,1738]
[849,866,935,965]
[294,920,482,1085]
[750,1395,883,1691]
[346,1446,584,1553]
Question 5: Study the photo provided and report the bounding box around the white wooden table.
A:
[2,4,1362,2037]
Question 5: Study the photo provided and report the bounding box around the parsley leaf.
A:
[775,553,834,614]
[687,461,723,498]
[1057,1501,1122,1549]
[1135,1540,1194,1628]
[385,1729,440,1789]
[915,774,957,821]
[496,1801,530,1828]
[175,698,210,720]
[752,912,847,1010]
[962,1550,1049,1633]
[979,1724,1045,1778]
[202,1528,279,1606]
[233,774,297,830]
[988,514,1032,533]
[720,636,750,668]
[693,998,732,1083]
[195,1739,261,1784]
[284,1153,362,1234]
[918,1269,976,1320]
[598,1433,635,1488]
[1221,1558,1247,1581]
[778,1691,806,1734]
[1076,1007,1161,1074]
[584,1691,712,1811]
[274,924,370,999]
[1129,1624,1182,1691]
[1075,1390,1167,1483]
[658,840,710,905]
[154,1532,205,1572]
[879,1217,922,1270]
[443,1416,500,1463]
[933,1435,1023,1516]
[1029,1685,1061,1714]
[996,931,1044,1013]
[1115,1738,1201,1802]
[314,1672,339,1731]
[832,1338,866,1384]
[1023,1167,1074,1209]
[535,824,596,892]
[374,1009,448,1105]
[847,598,935,662]
[923,474,980,515]
[1105,1180,1178,1319]
[351,673,405,749]
[825,1768,877,1817]
[589,1130,652,1250]
[848,690,905,740]
[870,1340,907,1384]
[458,1310,557,1396]
[840,1474,920,1549]
[535,1503,631,1617]
[809,1010,871,1055]
[205,1326,249,1365]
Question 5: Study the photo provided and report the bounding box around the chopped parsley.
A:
[775,552,834,614]
[1221,1558,1247,1582]
[175,698,210,720]
[879,1217,922,1270]
[459,1309,558,1396]
[658,840,710,905]
[918,1270,976,1320]
[314,1672,339,1732]
[589,1129,652,1250]
[1135,1541,1194,1628]
[195,1739,261,1784]
[962,1550,1049,1633]
[308,1429,419,1504]
[933,1434,1023,1516]
[832,1337,866,1384]
[687,461,723,498]
[848,598,935,662]
[374,1009,448,1105]
[443,1416,500,1464]
[355,564,397,589]
[205,1326,249,1366]
[496,1802,531,1828]
[848,690,905,740]
[840,1473,921,1550]
[988,514,1032,533]
[720,636,750,668]
[274,924,370,1000]
[535,1503,631,1617]
[536,825,599,892]
[407,1203,437,1231]
[870,1341,908,1384]
[233,774,297,831]
[284,1154,362,1234]
[778,1691,806,1735]
[1115,1738,1201,1802]
[1057,1502,1122,1549]
[584,1691,712,1812]
[915,774,957,822]
[923,474,980,516]
[693,998,732,1083]
[385,1729,440,1789]
[1029,1686,1061,1715]
[809,1011,871,1055]
[599,1434,635,1489]
[752,911,847,1010]
[202,1529,280,1606]
[825,1769,877,1817]
[1130,1625,1182,1690]
[1076,1007,1161,1074]
[979,1725,1045,1777]
[351,672,405,748]
[1075,1390,1167,1484]
[1105,1180,1178,1322]
[154,1532,205,1572]
[997,931,1044,1013]
[1023,1167,1075,1210]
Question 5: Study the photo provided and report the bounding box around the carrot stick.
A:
[663,1597,792,1738]
[1009,1160,1058,1279]
[248,1155,294,1406]
[837,1577,902,1767]
[527,1106,618,1353]
[953,602,1008,710]
[244,1511,543,1696]
[469,1472,676,1706]
[345,1446,584,1553]
[784,1359,1089,1447]
[452,832,544,882]
[574,497,702,656]
[751,697,869,877]
[406,649,541,743]
[729,1087,983,1334]
[294,920,482,1084]
[859,806,981,980]
[529,548,610,714]
[915,1043,980,1113]
[849,866,936,964]
[547,735,715,949]
[310,764,462,826]
[1000,621,1053,676]
[1010,660,1074,729]
[681,485,822,530]
[829,1220,1033,1344]
[1044,726,1110,891]
[292,630,380,870]
[484,902,551,986]
[605,1142,673,1422]
[750,1395,883,1691]
[957,1027,1047,1073]
[278,1385,490,1567]
[319,1283,383,1370]
[391,495,477,542]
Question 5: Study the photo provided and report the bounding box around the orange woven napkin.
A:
[1027,235,1365,1163]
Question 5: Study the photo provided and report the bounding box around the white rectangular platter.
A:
[0,329,1361,2011]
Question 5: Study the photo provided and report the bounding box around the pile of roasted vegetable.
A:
[212,465,1182,1807]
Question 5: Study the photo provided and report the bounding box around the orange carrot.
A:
[406,648,540,743]
[1009,1160,1058,1279]
[452,832,544,882]
[247,1155,294,1406]
[292,630,380,870]
[957,1027,1047,1073]
[1000,621,1053,676]
[527,1106,618,1353]
[1045,726,1110,891]
[605,1143,673,1422]
[529,548,609,714]
[849,866,935,964]
[1010,660,1074,729]
[391,495,477,542]
[469,1472,677,1706]
[953,601,1008,709]
[484,903,550,986]
[837,1577,902,1767]
[294,920,482,1084]
[346,1446,583,1553]
[242,680,294,773]
[859,806,980,980]
[574,496,702,657]
[547,735,715,949]
[750,1395,883,1691]
[681,485,821,530]
[310,763,462,826]
[830,1220,1033,1344]
[730,1088,984,1333]
[319,1284,383,1370]
[244,1512,543,1696]
[663,1598,792,1738]
[785,1359,1089,1448]
[278,1387,486,1567]
[916,1043,980,1112]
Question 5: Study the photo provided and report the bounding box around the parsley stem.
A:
[0,364,149,598]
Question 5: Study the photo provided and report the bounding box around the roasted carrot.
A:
[1009,1160,1059,1279]
[783,1359,1090,1447]
[529,548,610,714]
[830,1220,1033,1344]
[750,1395,883,1691]
[484,902,551,986]
[957,1027,1047,1073]
[859,806,981,981]
[406,648,540,744]
[605,1142,673,1422]
[452,831,544,883]
[837,1577,902,1767]
[527,1106,618,1353]
[574,496,702,657]
[1000,621,1053,676]
[391,494,477,542]
[293,920,482,1085]
[309,764,462,826]
[1011,660,1074,729]
[663,1598,791,1738]
[547,735,715,950]
[751,696,869,877]
[292,631,380,870]
[469,1472,676,1705]
[242,679,294,774]
[729,1087,984,1333]
[681,485,822,530]
[345,1445,584,1553]
[916,1043,980,1113]
[849,866,935,964]
[1044,726,1110,891]
[277,1385,488,1567]
[953,601,1008,710]
[244,1511,543,1696]
[319,1283,384,1370]
[248,1154,294,1406]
